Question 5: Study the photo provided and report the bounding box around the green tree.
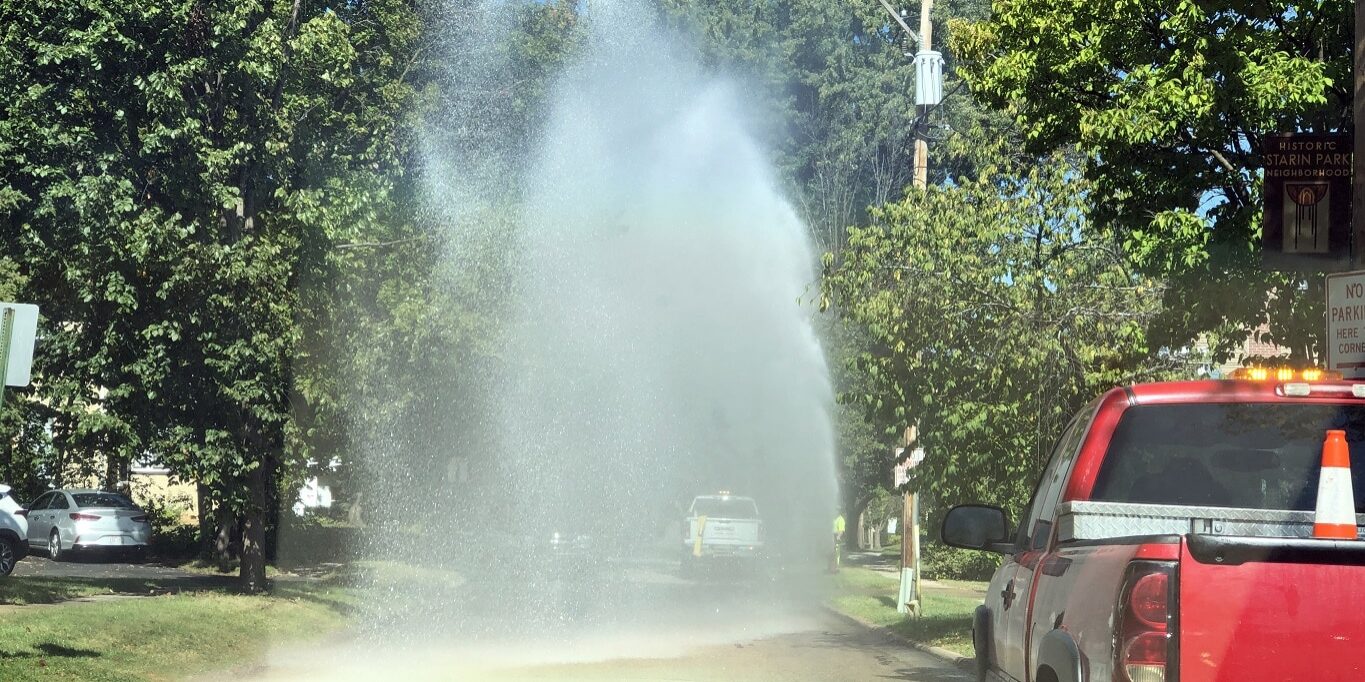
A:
[0,0,425,590]
[822,132,1193,526]
[822,318,899,547]
[951,1,1349,358]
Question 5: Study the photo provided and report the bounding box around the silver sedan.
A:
[22,489,152,560]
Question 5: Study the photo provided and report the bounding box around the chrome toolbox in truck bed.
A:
[1056,500,1365,542]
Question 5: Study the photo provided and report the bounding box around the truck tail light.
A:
[1116,561,1177,682]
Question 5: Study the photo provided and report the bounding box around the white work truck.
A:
[682,493,763,570]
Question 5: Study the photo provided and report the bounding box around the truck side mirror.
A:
[941,504,1011,553]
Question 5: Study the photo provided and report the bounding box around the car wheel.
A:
[0,536,16,576]
[48,530,64,562]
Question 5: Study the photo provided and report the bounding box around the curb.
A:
[822,605,976,673]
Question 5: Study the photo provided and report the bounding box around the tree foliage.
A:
[659,0,999,256]
[951,1,1349,357]
[822,132,1193,524]
[0,0,425,589]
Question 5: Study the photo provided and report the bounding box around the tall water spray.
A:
[359,0,839,664]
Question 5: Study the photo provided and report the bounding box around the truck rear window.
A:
[1091,403,1365,512]
[693,498,759,518]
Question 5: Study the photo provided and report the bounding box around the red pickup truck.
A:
[942,376,1365,682]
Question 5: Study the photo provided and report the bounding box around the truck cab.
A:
[944,373,1365,682]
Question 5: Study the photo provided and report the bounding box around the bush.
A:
[150,522,198,561]
[132,493,199,561]
[275,512,362,566]
[920,540,1000,581]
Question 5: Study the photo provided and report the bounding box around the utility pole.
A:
[912,0,934,190]
[1354,0,1364,267]
[898,0,937,620]
[876,0,940,619]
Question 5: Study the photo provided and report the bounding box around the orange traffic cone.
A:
[1313,430,1358,540]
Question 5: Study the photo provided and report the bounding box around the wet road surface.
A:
[471,614,974,682]
[218,559,973,682]
[216,608,971,682]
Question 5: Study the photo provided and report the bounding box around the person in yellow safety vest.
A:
[830,512,846,573]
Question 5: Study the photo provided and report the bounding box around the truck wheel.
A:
[973,645,989,680]
[971,606,993,682]
[0,536,16,576]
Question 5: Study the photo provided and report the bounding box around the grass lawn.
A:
[827,567,982,657]
[0,581,358,682]
[0,559,470,681]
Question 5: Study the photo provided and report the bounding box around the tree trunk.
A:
[213,497,237,572]
[856,510,868,550]
[103,443,127,492]
[240,462,269,592]
[347,491,365,527]
[196,483,211,548]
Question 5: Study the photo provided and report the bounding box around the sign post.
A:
[894,442,925,617]
[0,308,14,406]
[1355,0,1365,268]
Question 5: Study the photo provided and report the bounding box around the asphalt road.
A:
[217,609,971,682]
[470,614,975,682]
[12,554,202,581]
[215,560,973,682]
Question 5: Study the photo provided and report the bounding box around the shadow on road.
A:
[0,574,236,605]
[785,628,973,681]
[0,642,102,659]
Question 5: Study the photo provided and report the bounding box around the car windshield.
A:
[71,493,136,509]
[693,498,759,518]
[1092,403,1365,511]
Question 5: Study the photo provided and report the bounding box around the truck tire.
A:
[972,605,993,682]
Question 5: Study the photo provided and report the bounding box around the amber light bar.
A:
[1229,367,1342,381]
